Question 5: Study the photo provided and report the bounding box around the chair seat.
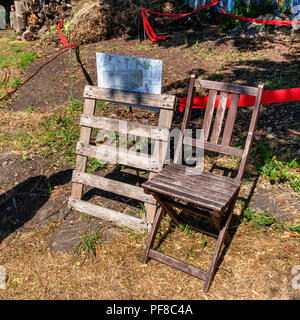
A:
[142,163,241,212]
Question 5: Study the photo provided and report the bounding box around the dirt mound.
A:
[69,0,198,44]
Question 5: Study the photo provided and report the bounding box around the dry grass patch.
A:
[0,213,299,300]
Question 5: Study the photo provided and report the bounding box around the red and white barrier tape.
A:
[179,88,300,111]
[142,2,300,42]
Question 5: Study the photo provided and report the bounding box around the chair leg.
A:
[142,207,163,264]
[211,214,232,245]
[153,194,181,226]
[204,207,235,293]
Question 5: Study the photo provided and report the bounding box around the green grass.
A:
[258,156,299,184]
[87,158,107,174]
[72,229,104,266]
[244,209,300,233]
[0,43,36,69]
[18,52,37,69]
[37,109,80,163]
[0,99,81,164]
[253,143,299,190]
[0,31,37,100]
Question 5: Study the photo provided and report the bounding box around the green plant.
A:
[18,52,37,69]
[115,164,126,171]
[218,0,274,31]
[254,143,299,184]
[244,209,276,227]
[290,181,300,197]
[72,229,103,266]
[24,105,34,113]
[46,179,52,195]
[259,156,299,183]
[179,224,192,235]
[201,238,207,248]
[70,98,83,112]
[87,158,107,173]
[12,78,21,88]
[37,107,80,163]
[97,100,109,110]
[244,209,300,233]
[137,203,146,219]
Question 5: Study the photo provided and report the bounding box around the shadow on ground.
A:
[0,169,72,242]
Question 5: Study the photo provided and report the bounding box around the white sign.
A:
[96,53,162,94]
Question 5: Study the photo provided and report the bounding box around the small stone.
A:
[2,161,7,167]
[264,14,275,20]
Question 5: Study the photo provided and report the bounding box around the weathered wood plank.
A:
[195,79,259,96]
[144,180,224,211]
[150,175,228,205]
[72,170,156,205]
[168,163,241,186]
[174,75,196,164]
[157,169,237,196]
[210,91,228,144]
[237,84,265,181]
[76,142,163,172]
[143,108,174,223]
[143,172,157,223]
[80,115,169,141]
[68,197,148,231]
[148,250,208,281]
[222,93,240,146]
[84,86,176,110]
[183,136,243,157]
[71,99,96,199]
[202,90,217,141]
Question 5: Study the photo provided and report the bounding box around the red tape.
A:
[221,8,300,26]
[179,88,300,112]
[56,19,76,48]
[141,0,220,42]
[141,2,300,42]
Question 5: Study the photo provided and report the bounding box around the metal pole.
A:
[70,47,73,99]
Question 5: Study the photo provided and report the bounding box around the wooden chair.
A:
[141,75,264,292]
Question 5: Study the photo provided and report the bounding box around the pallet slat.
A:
[84,86,176,110]
[80,114,169,141]
[76,142,164,172]
[72,170,156,204]
[195,79,259,96]
[68,197,149,231]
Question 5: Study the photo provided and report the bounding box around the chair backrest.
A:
[174,75,264,181]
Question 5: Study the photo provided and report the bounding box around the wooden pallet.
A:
[68,85,176,231]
